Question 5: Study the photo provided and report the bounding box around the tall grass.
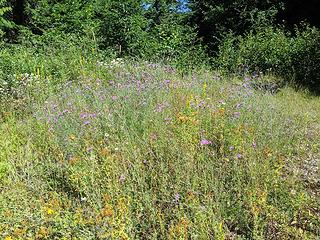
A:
[0,46,319,239]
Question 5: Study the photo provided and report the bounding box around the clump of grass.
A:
[0,54,319,239]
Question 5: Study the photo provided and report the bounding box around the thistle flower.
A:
[80,112,88,119]
[200,139,212,146]
[236,103,242,109]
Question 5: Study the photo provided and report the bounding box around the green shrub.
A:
[291,27,320,91]
[216,26,320,91]
[0,0,12,39]
[0,34,108,100]
[142,18,208,69]
[216,27,292,75]
[26,0,97,34]
[22,0,206,70]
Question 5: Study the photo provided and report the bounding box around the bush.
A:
[291,27,320,91]
[96,2,207,69]
[216,27,292,76]
[141,18,208,69]
[0,34,107,100]
[0,0,12,39]
[216,26,320,91]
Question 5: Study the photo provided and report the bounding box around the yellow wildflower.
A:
[263,148,273,157]
[203,82,207,97]
[69,156,81,165]
[69,134,76,141]
[100,147,111,157]
[101,205,114,218]
[103,194,111,202]
[47,208,54,215]
[37,226,49,238]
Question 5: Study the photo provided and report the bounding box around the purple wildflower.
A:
[233,112,241,118]
[198,100,206,108]
[155,102,169,113]
[119,175,126,183]
[174,193,180,204]
[89,113,97,118]
[80,113,88,119]
[252,141,257,149]
[164,117,172,125]
[236,103,242,109]
[200,139,212,146]
[83,120,91,126]
[164,79,171,85]
[236,153,243,159]
[218,100,226,105]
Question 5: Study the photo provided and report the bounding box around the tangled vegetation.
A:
[1,46,320,238]
[0,1,319,239]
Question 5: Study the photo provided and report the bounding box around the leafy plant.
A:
[291,26,320,91]
[0,0,12,39]
[216,25,320,92]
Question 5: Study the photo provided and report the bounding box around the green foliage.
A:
[216,27,292,75]
[291,26,320,91]
[216,26,320,91]
[20,0,205,68]
[139,14,207,68]
[95,0,206,67]
[0,34,105,100]
[189,0,283,54]
[26,0,97,34]
[96,0,147,54]
[0,0,12,39]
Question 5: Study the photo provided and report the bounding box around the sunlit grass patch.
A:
[0,59,319,239]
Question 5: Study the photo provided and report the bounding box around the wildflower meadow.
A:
[0,55,319,238]
[1,1,320,238]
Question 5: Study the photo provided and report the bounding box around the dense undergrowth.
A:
[217,26,320,92]
[0,46,319,239]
